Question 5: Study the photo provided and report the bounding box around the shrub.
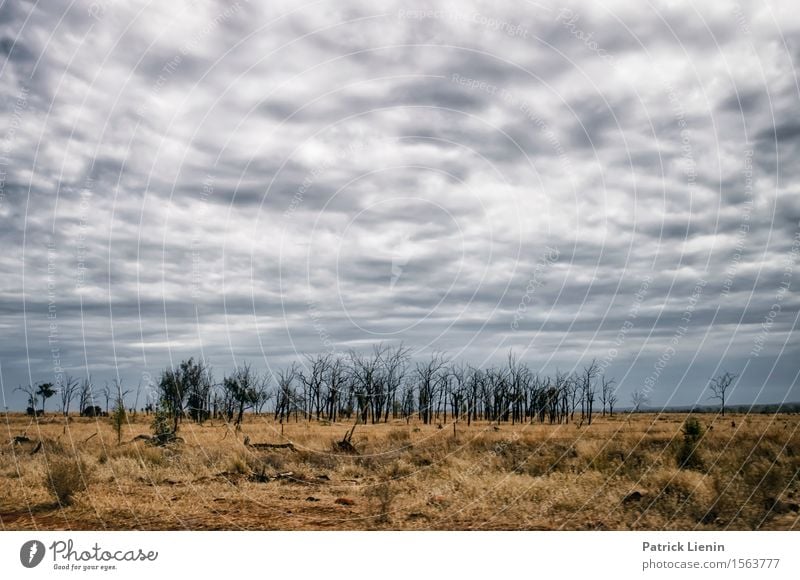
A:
[110,399,126,445]
[44,457,91,505]
[676,417,704,470]
[151,405,172,439]
[364,482,396,523]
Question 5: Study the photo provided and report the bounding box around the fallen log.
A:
[246,441,296,452]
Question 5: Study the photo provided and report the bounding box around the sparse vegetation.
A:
[1,411,797,530]
[110,401,126,446]
[676,416,704,470]
[43,457,91,506]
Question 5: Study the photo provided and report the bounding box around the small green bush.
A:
[110,400,126,445]
[676,417,704,470]
[151,405,172,438]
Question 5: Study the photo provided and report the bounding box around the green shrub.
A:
[110,399,126,445]
[676,417,704,470]
[151,405,172,438]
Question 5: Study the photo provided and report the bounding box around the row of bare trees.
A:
[16,346,738,430]
[16,374,139,418]
[145,347,620,431]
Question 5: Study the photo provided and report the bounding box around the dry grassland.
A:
[1,412,799,530]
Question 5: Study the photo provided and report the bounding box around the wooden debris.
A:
[334,424,358,454]
[248,442,296,451]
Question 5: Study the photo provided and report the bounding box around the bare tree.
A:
[630,389,649,412]
[350,348,384,424]
[450,362,469,424]
[59,374,80,416]
[16,384,38,414]
[299,353,330,421]
[708,371,736,417]
[253,373,273,415]
[325,355,348,422]
[607,384,618,417]
[415,352,449,425]
[380,344,411,422]
[78,377,94,415]
[580,359,599,425]
[600,376,615,417]
[101,382,112,414]
[275,363,298,423]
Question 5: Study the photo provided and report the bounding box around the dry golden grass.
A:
[1,412,799,530]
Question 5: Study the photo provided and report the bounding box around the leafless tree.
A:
[275,363,298,423]
[16,384,38,413]
[253,373,273,415]
[708,371,736,417]
[58,374,80,416]
[300,353,330,420]
[630,389,649,412]
[600,376,615,417]
[350,347,387,424]
[101,382,112,414]
[325,355,348,422]
[607,381,618,417]
[399,379,415,424]
[379,344,411,422]
[78,377,94,415]
[565,373,581,422]
[580,359,599,425]
[415,352,449,425]
[449,362,469,424]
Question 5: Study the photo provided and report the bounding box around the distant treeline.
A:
[23,346,622,430]
[637,403,800,414]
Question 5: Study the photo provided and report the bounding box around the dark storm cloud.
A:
[1,0,799,409]
[756,120,800,143]
[718,88,764,114]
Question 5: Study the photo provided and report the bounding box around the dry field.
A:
[1,412,799,530]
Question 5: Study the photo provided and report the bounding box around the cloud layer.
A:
[1,0,799,409]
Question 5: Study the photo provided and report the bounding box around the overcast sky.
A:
[1,0,799,411]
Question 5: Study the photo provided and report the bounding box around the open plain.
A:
[2,412,798,531]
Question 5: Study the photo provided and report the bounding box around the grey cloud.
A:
[0,0,798,409]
